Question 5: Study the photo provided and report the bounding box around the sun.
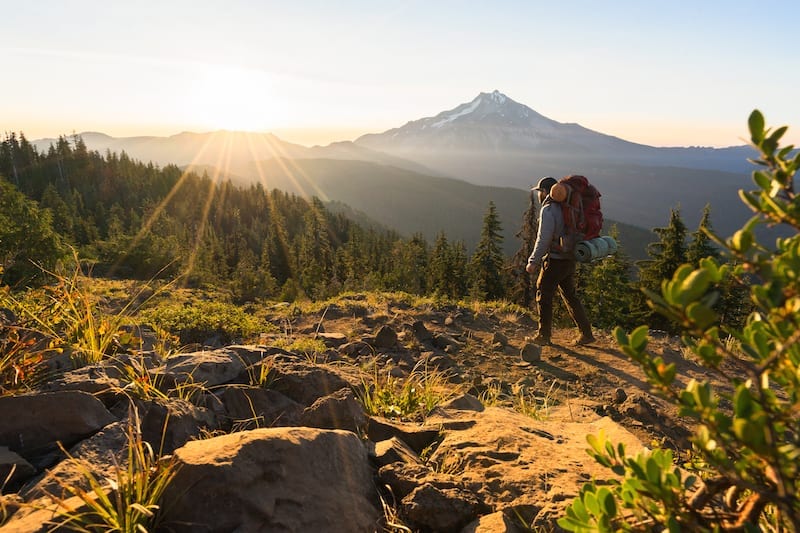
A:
[188,65,277,131]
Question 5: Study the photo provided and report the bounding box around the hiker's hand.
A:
[526,263,539,274]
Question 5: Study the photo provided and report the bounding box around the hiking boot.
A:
[573,334,596,346]
[530,334,551,346]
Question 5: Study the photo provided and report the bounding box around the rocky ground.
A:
[293,295,699,449]
[1,293,728,532]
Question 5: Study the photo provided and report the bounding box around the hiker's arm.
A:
[527,205,555,272]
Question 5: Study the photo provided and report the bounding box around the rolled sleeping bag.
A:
[574,239,598,262]
[574,236,618,262]
[601,235,618,254]
[592,236,609,256]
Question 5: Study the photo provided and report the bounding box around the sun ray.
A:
[105,131,221,278]
[181,132,235,282]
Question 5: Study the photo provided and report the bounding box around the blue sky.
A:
[3,0,798,147]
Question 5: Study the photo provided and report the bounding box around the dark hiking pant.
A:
[535,257,592,339]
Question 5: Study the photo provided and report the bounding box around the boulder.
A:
[300,388,367,433]
[441,394,485,412]
[411,321,433,343]
[158,348,246,387]
[0,391,115,457]
[41,364,123,405]
[520,343,541,363]
[378,462,439,499]
[137,398,217,454]
[19,421,128,501]
[366,417,441,455]
[402,483,489,532]
[461,510,525,533]
[373,437,421,467]
[316,332,347,348]
[269,360,354,406]
[372,325,398,349]
[218,386,304,429]
[339,341,373,358]
[161,427,379,532]
[0,447,35,489]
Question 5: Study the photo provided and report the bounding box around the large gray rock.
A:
[0,391,115,456]
[300,388,367,433]
[19,421,127,501]
[402,483,489,532]
[41,364,123,406]
[269,359,355,406]
[371,325,398,349]
[159,348,246,387]
[161,427,380,532]
[218,386,304,429]
[461,510,525,533]
[137,398,217,454]
[0,446,35,488]
[366,416,441,455]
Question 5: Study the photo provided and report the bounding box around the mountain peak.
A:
[478,90,508,105]
[415,90,552,130]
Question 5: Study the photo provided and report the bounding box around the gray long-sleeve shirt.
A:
[527,197,569,268]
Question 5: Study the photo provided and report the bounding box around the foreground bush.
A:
[560,112,800,531]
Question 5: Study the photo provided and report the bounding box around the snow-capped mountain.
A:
[356,90,654,156]
[356,90,756,237]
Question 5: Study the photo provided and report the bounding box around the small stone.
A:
[520,343,541,363]
[613,388,628,404]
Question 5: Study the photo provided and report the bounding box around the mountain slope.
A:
[230,158,653,258]
[31,131,437,177]
[354,91,756,236]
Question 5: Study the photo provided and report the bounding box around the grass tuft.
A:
[48,404,179,533]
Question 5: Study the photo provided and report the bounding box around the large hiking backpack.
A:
[549,175,603,252]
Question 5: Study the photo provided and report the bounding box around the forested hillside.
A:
[1,133,536,304]
[2,132,742,332]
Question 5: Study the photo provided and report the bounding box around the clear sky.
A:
[3,0,798,148]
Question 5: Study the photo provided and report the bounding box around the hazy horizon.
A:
[4,1,799,148]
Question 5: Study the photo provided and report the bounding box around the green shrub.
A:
[560,111,800,531]
[137,300,266,345]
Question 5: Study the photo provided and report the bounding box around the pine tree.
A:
[635,208,688,331]
[686,204,719,266]
[470,201,507,300]
[0,177,65,285]
[511,189,539,307]
[580,225,638,330]
[428,232,468,299]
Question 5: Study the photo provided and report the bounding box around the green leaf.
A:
[646,456,662,485]
[753,170,771,189]
[587,431,606,455]
[768,125,788,144]
[597,487,617,518]
[731,229,753,252]
[686,302,718,330]
[629,325,649,351]
[584,492,600,517]
[678,268,711,304]
[734,387,753,417]
[748,110,765,143]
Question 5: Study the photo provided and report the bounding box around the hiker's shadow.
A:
[530,356,579,382]
[556,344,651,392]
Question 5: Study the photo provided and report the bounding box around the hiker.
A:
[525,176,595,346]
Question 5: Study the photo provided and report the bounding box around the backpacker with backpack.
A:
[549,175,613,262]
